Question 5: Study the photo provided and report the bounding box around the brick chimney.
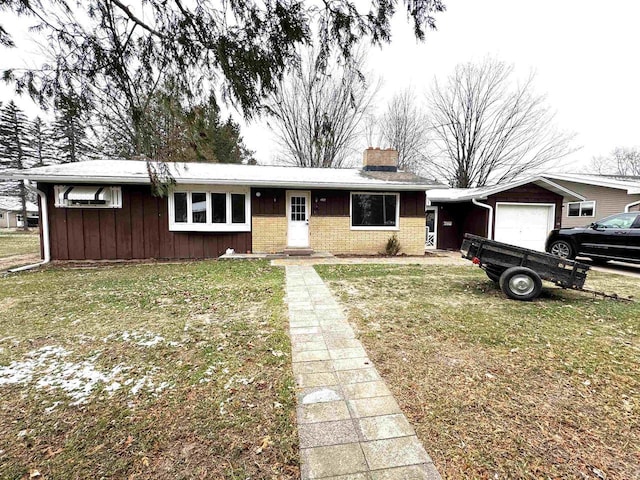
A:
[362,147,398,172]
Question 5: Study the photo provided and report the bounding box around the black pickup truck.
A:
[546,212,640,264]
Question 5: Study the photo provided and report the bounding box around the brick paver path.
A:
[285,265,441,480]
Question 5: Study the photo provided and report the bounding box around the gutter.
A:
[8,181,51,273]
[11,176,438,191]
[624,199,640,213]
[472,198,494,240]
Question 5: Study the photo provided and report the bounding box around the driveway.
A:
[584,260,640,279]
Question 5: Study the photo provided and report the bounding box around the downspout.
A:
[472,198,494,240]
[624,199,640,213]
[8,181,51,273]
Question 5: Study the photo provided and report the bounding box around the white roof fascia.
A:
[12,174,435,191]
[534,178,585,201]
[2,170,436,191]
[542,173,640,194]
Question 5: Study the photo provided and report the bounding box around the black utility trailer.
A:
[461,233,590,301]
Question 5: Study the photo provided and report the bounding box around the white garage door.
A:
[494,203,554,251]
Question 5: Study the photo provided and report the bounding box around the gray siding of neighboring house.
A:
[552,180,640,228]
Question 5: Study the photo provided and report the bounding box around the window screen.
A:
[231,194,246,224]
[211,193,226,223]
[174,192,188,223]
[192,193,207,223]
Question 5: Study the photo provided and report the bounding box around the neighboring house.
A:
[1,148,440,260]
[426,177,584,252]
[539,173,640,228]
[0,196,39,228]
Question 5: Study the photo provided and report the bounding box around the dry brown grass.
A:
[0,261,297,479]
[316,264,640,480]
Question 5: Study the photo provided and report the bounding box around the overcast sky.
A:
[2,0,639,172]
[241,0,640,169]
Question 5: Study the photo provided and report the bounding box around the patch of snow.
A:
[103,330,182,348]
[302,388,342,404]
[0,345,173,405]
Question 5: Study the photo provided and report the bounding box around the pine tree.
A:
[0,101,34,229]
[30,116,55,166]
[52,95,93,163]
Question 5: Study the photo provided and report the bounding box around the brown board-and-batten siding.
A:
[433,183,564,250]
[40,183,251,260]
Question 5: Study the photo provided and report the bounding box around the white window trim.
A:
[567,200,596,218]
[168,185,251,232]
[350,192,400,231]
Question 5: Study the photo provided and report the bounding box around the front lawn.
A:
[0,261,297,479]
[316,264,639,479]
[0,230,40,258]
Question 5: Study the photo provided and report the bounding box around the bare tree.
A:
[427,58,576,187]
[378,88,429,172]
[266,49,378,168]
[591,147,640,176]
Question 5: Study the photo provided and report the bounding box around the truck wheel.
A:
[549,240,575,259]
[499,267,543,301]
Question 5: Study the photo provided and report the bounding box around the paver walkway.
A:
[285,265,441,480]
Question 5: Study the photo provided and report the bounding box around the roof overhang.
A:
[0,161,440,192]
[541,173,640,194]
[427,176,585,203]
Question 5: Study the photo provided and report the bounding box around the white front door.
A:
[494,203,555,251]
[287,191,310,247]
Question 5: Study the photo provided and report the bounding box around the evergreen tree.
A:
[52,95,93,163]
[30,116,55,166]
[0,101,34,229]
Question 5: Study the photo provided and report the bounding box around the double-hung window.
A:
[169,186,250,232]
[567,201,595,217]
[350,192,399,230]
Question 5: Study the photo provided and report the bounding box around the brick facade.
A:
[310,216,425,255]
[251,215,288,253]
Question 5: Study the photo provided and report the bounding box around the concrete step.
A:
[284,248,314,256]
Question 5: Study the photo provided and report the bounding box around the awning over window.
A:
[63,186,111,202]
[54,185,122,208]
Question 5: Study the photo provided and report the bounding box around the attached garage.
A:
[494,203,555,251]
[427,177,584,251]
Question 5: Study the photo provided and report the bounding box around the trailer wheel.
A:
[499,267,543,301]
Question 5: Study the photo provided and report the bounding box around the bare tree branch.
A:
[375,88,429,173]
[266,48,379,168]
[426,58,578,187]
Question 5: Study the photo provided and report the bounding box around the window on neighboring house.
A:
[567,201,595,217]
[169,187,251,232]
[350,192,399,230]
[0,213,3,219]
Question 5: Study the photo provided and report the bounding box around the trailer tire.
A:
[499,267,543,301]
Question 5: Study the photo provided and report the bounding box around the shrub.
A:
[384,234,401,256]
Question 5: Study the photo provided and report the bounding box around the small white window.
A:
[54,185,122,208]
[169,186,251,232]
[350,192,399,230]
[567,201,595,217]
